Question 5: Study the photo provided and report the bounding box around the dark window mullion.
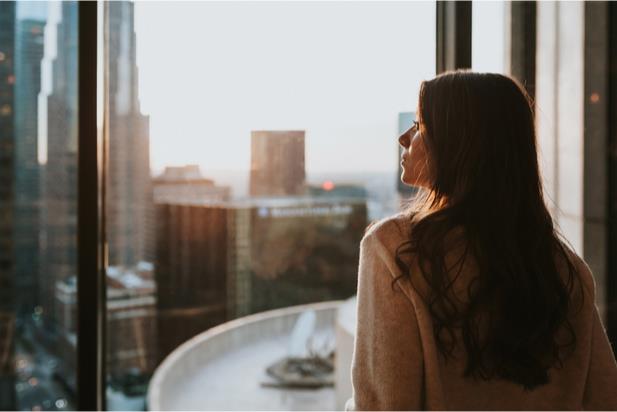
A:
[608,1,617,350]
[77,2,105,410]
[509,1,537,105]
[436,0,472,75]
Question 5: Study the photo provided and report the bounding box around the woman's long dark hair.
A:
[395,71,583,390]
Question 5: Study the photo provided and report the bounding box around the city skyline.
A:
[17,1,506,177]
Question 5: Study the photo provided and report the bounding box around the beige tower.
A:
[249,130,306,197]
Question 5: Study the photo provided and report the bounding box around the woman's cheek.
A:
[402,154,417,185]
[408,146,430,187]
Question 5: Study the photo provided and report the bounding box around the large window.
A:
[102,1,435,409]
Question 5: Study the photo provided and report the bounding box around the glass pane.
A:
[1,1,77,410]
[104,1,435,410]
[102,2,156,410]
[472,1,506,73]
[535,2,610,318]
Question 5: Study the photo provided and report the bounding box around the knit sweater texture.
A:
[346,214,617,411]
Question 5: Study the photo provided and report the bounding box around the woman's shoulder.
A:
[555,241,597,303]
[362,212,412,252]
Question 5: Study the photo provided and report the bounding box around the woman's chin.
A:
[401,173,427,189]
[400,172,414,187]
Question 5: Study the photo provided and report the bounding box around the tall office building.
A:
[155,203,229,359]
[14,18,45,314]
[155,198,367,359]
[41,2,78,331]
[0,4,17,408]
[107,2,153,266]
[249,130,306,197]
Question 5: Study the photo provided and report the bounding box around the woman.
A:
[346,71,617,410]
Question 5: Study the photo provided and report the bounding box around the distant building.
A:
[55,264,158,389]
[153,165,231,204]
[107,2,153,267]
[0,5,16,294]
[154,203,229,360]
[249,131,306,197]
[0,4,16,408]
[106,264,158,377]
[397,112,418,198]
[40,2,78,332]
[14,18,46,315]
[154,197,367,360]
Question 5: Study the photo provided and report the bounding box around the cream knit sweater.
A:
[346,214,617,411]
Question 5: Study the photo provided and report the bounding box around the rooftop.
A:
[153,165,215,185]
[148,301,355,411]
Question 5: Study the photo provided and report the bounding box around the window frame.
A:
[76,2,105,410]
[436,0,472,74]
[607,1,617,348]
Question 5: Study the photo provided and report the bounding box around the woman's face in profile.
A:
[398,118,430,188]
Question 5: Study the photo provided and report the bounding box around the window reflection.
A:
[1,1,77,410]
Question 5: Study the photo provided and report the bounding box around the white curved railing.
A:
[148,300,356,411]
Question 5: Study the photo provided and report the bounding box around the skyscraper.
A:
[0,3,16,301]
[249,130,306,197]
[14,18,45,315]
[107,2,153,267]
[41,2,78,331]
[0,3,16,408]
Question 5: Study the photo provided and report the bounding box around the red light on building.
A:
[590,93,600,103]
[322,181,335,191]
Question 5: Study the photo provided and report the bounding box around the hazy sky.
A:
[134,1,504,176]
[134,1,440,175]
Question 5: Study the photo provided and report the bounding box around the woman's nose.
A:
[398,128,411,148]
